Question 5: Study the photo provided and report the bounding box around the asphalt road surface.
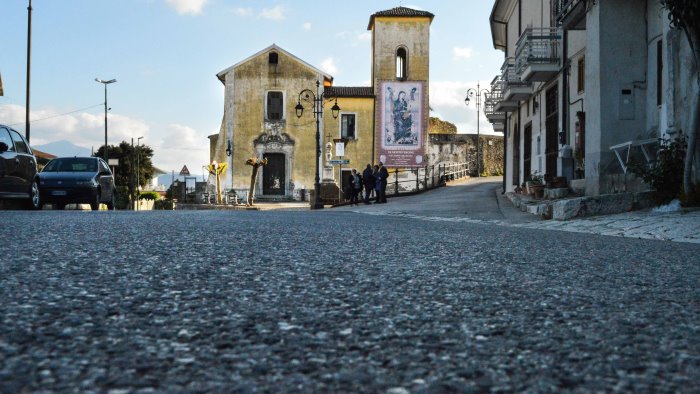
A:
[2,181,699,392]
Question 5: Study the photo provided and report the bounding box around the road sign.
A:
[328,159,349,165]
[108,159,119,166]
[179,165,190,175]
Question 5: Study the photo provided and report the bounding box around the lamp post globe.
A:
[465,82,489,177]
[95,78,117,162]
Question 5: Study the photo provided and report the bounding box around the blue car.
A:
[0,124,41,210]
[39,157,116,210]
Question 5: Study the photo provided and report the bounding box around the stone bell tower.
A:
[368,6,433,85]
[368,6,434,167]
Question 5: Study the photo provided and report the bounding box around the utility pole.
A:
[25,0,32,142]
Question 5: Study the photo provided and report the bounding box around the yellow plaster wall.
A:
[323,97,375,171]
[221,50,324,192]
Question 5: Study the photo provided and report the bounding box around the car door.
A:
[9,129,37,195]
[0,127,21,195]
[97,159,114,202]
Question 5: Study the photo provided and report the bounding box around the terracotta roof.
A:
[325,86,374,98]
[368,7,434,30]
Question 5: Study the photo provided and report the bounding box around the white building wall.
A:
[585,0,648,195]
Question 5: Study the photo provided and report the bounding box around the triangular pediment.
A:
[216,44,333,83]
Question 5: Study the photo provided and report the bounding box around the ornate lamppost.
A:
[295,80,340,210]
[95,78,117,162]
[465,82,489,177]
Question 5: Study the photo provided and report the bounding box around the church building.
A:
[209,7,434,201]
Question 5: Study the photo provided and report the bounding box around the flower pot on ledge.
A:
[526,182,545,199]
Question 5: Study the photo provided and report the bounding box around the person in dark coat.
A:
[349,169,362,206]
[373,164,381,203]
[362,164,375,204]
[378,161,389,203]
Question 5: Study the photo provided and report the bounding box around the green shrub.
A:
[139,191,160,201]
[114,186,131,210]
[629,136,686,205]
[154,199,174,210]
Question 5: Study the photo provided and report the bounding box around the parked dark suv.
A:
[0,124,40,209]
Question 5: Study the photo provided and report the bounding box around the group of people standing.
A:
[346,162,389,206]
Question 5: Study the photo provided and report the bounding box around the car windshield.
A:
[44,158,97,173]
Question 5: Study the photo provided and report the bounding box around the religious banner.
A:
[377,80,426,168]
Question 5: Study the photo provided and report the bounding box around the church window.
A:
[341,113,356,139]
[266,91,284,120]
[396,47,407,80]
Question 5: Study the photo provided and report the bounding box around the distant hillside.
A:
[32,140,91,158]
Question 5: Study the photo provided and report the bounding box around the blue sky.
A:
[0,0,504,173]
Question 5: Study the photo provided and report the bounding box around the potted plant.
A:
[526,172,545,198]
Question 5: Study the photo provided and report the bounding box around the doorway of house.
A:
[513,122,520,188]
[545,85,559,178]
[524,123,532,181]
[262,153,285,195]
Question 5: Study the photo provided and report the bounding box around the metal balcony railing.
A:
[514,27,562,76]
[552,0,586,27]
[500,58,528,88]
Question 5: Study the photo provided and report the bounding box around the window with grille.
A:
[266,91,283,120]
[341,114,356,139]
[577,56,585,93]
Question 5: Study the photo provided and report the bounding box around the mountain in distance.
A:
[32,140,91,157]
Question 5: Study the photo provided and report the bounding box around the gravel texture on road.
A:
[1,210,699,392]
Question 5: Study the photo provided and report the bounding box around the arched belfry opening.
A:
[396,47,407,80]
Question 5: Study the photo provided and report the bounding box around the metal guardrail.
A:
[383,162,470,198]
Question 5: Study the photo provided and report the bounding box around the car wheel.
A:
[90,191,101,211]
[27,180,41,210]
[56,203,65,210]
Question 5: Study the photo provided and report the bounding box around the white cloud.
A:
[153,124,209,172]
[260,5,286,20]
[165,0,208,15]
[0,104,150,148]
[453,46,474,60]
[233,7,253,17]
[428,81,500,135]
[320,58,338,75]
[357,32,371,41]
[429,81,472,108]
[302,22,312,31]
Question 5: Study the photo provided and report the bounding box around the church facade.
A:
[209,7,434,200]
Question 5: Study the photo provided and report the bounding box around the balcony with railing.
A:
[490,74,518,114]
[552,0,586,29]
[515,27,562,82]
[501,57,533,101]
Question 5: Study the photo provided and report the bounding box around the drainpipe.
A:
[503,113,509,193]
[561,29,569,147]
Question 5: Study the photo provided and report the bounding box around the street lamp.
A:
[465,81,489,177]
[295,80,340,209]
[136,136,143,211]
[95,78,117,162]
[226,139,233,194]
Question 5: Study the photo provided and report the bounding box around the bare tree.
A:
[245,157,267,206]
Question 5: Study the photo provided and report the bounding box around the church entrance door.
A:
[263,153,285,195]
